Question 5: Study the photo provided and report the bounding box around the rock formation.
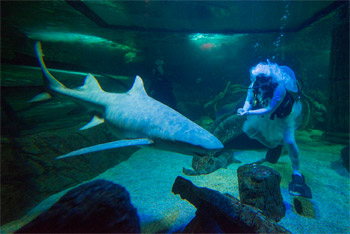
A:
[16,179,140,233]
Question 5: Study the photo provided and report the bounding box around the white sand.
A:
[2,130,350,233]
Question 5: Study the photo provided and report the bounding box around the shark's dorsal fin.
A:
[77,73,103,92]
[80,115,105,130]
[127,75,147,96]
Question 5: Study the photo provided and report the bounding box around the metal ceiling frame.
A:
[65,0,345,34]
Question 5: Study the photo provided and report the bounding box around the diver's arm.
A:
[237,84,253,115]
[248,84,286,115]
[243,86,253,111]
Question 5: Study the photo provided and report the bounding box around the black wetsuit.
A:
[251,81,295,120]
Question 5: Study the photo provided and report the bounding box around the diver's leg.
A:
[283,128,300,174]
[284,128,312,198]
[265,145,283,164]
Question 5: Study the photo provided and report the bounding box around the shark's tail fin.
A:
[34,41,65,91]
[31,42,104,103]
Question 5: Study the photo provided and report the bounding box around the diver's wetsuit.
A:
[251,80,295,120]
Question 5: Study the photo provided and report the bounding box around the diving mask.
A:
[256,74,272,83]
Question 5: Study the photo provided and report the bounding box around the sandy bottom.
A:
[2,130,350,233]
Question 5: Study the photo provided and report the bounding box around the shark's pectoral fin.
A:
[80,115,105,130]
[28,92,52,103]
[56,138,153,160]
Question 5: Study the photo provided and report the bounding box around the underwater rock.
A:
[1,124,135,225]
[341,145,349,172]
[16,179,140,233]
[191,155,220,175]
[172,176,290,233]
[184,150,240,176]
[210,114,245,144]
[237,164,285,222]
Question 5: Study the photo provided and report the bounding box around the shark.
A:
[33,41,224,159]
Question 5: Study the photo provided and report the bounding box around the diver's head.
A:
[255,74,272,84]
[250,62,280,84]
[253,74,273,92]
[250,61,299,92]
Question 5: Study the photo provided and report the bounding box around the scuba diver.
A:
[149,57,177,110]
[237,61,312,198]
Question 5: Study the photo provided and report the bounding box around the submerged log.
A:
[237,164,285,222]
[172,176,291,233]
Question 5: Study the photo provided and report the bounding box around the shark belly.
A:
[103,95,223,156]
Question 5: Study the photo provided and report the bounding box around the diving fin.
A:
[289,173,312,199]
[56,138,153,160]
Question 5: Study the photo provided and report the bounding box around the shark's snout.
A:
[183,129,223,152]
[206,137,224,150]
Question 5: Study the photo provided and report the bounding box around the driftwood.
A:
[204,82,247,113]
[299,90,327,130]
[172,176,291,233]
[204,81,232,110]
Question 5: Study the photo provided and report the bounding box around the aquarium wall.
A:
[1,0,348,225]
[326,5,349,142]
